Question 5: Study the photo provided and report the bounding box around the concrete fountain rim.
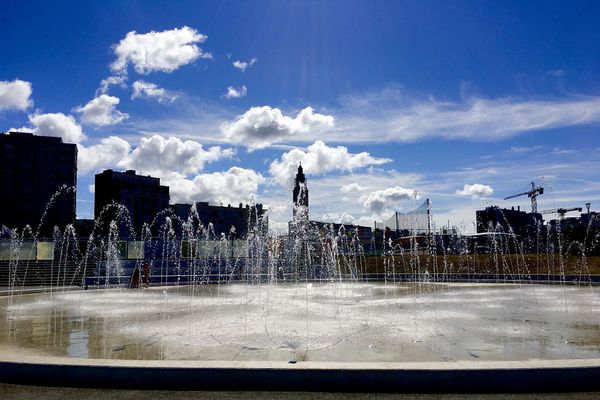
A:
[2,350,600,392]
[2,350,600,370]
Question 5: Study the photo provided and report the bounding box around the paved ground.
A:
[2,384,600,400]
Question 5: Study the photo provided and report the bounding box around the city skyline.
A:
[2,1,600,232]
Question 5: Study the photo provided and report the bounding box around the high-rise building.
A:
[0,132,77,235]
[94,169,169,233]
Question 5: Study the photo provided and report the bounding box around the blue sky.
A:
[1,0,600,232]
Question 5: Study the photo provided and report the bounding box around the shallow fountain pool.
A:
[2,282,600,363]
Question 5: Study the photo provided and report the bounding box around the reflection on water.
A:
[2,283,600,362]
[67,329,88,358]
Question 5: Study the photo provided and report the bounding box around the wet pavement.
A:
[2,282,600,362]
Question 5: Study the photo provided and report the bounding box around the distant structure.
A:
[288,164,372,246]
[581,210,599,228]
[504,181,544,213]
[546,208,600,232]
[171,202,267,238]
[292,163,309,218]
[311,221,373,249]
[0,132,77,235]
[476,205,543,238]
[375,199,432,239]
[94,170,170,232]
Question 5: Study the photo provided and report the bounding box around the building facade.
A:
[0,132,77,235]
[94,169,170,233]
[171,202,267,238]
[311,221,374,249]
[476,205,543,237]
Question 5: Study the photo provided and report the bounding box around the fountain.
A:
[1,189,600,392]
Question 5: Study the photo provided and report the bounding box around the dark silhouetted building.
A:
[292,163,308,217]
[94,170,169,233]
[545,209,600,255]
[74,218,95,238]
[581,211,600,228]
[476,205,543,237]
[171,202,267,238]
[311,221,373,248]
[0,131,77,235]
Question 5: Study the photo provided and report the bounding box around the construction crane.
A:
[540,207,583,219]
[504,181,544,213]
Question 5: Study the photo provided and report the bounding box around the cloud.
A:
[7,126,34,133]
[127,88,600,147]
[455,183,494,199]
[222,106,335,149]
[232,57,257,72]
[507,145,542,154]
[28,112,86,143]
[77,134,234,177]
[0,79,32,111]
[224,85,247,99]
[269,140,391,186]
[131,80,178,103]
[550,147,575,155]
[163,167,264,205]
[320,212,355,225]
[333,91,600,144]
[97,75,127,96]
[362,186,420,214]
[77,136,131,173]
[340,182,366,193]
[547,69,566,78]
[120,134,234,177]
[110,26,210,75]
[75,95,128,126]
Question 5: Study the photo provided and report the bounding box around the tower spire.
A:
[292,163,308,218]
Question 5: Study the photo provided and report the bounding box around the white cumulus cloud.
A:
[164,167,264,205]
[77,136,131,173]
[110,26,210,75]
[131,80,178,103]
[224,85,247,99]
[232,57,257,72]
[269,140,391,186]
[320,212,355,225]
[28,113,86,143]
[362,186,420,214]
[75,95,128,126]
[0,79,33,111]
[456,183,494,199]
[119,135,234,177]
[222,106,335,149]
[77,134,234,177]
